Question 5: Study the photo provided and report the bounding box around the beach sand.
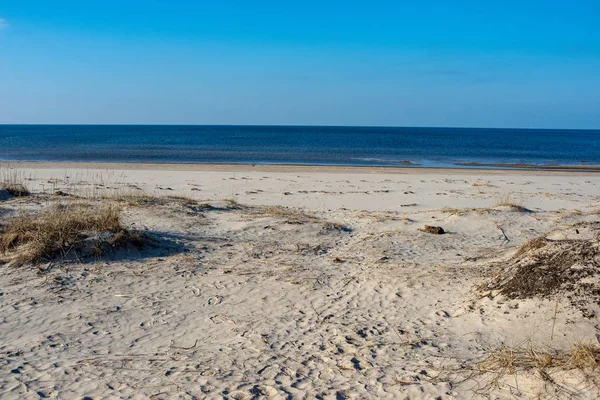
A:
[1,162,600,399]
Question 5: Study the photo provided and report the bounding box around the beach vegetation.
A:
[0,201,143,267]
[463,342,600,395]
[494,195,531,212]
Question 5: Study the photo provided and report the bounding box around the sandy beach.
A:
[1,162,600,399]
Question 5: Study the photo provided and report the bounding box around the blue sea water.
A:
[0,125,599,168]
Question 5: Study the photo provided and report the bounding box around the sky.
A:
[0,1,599,128]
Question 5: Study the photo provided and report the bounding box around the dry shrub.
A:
[481,222,600,314]
[0,202,141,266]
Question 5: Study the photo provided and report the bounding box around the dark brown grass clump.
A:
[0,202,138,266]
[482,222,600,313]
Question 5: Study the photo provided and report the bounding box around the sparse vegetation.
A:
[256,205,317,224]
[1,183,30,197]
[439,198,533,215]
[0,168,31,197]
[476,344,600,374]
[0,201,143,267]
[494,195,531,212]
[482,222,600,314]
[440,206,464,215]
[320,222,352,234]
[465,343,600,395]
[471,182,495,188]
[106,193,194,206]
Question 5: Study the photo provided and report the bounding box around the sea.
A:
[1,125,599,169]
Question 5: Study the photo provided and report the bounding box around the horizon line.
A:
[0,123,599,131]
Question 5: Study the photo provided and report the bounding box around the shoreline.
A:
[3,160,600,175]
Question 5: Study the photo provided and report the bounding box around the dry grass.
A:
[494,195,531,212]
[104,194,221,216]
[439,203,533,216]
[476,344,600,374]
[106,193,195,206]
[1,183,30,197]
[440,206,465,215]
[482,223,600,314]
[256,205,317,224]
[0,168,31,197]
[0,202,138,266]
[512,236,548,258]
[320,222,352,233]
[465,343,600,395]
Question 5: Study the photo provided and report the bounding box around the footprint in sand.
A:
[210,314,236,324]
[207,295,223,306]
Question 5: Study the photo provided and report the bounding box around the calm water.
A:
[1,125,599,168]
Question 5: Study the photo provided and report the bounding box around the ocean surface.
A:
[1,125,599,168]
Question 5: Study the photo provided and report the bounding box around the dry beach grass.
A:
[0,201,147,267]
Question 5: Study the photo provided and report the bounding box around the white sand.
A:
[1,162,600,399]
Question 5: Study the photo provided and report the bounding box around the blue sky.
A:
[0,1,599,128]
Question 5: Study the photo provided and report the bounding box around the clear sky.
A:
[0,1,599,128]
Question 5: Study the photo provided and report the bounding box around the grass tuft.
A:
[466,343,600,394]
[0,202,141,267]
[1,183,30,197]
[0,168,31,197]
[494,196,531,212]
[481,221,600,314]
